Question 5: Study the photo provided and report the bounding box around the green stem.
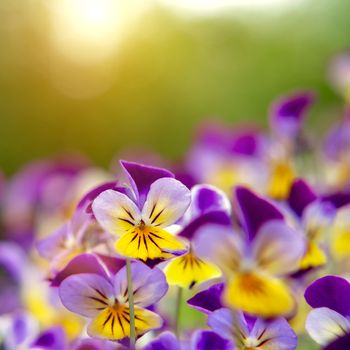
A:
[175,286,183,337]
[126,258,136,350]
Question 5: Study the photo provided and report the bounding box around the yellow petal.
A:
[115,226,186,261]
[267,160,295,200]
[331,228,350,259]
[164,253,221,289]
[299,240,327,270]
[88,305,162,340]
[224,272,294,317]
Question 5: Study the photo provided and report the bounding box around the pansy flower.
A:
[164,184,230,289]
[92,161,191,262]
[194,186,305,317]
[37,182,120,280]
[59,260,168,341]
[208,308,298,350]
[287,179,337,271]
[186,121,268,194]
[267,92,315,200]
[305,275,350,349]
[2,156,89,248]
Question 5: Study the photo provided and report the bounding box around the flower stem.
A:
[175,286,183,337]
[126,258,136,349]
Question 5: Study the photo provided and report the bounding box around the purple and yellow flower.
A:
[92,161,191,262]
[164,184,230,289]
[186,122,268,194]
[59,259,168,341]
[305,275,350,349]
[287,179,336,271]
[194,186,305,317]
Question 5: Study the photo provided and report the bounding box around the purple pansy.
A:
[59,260,168,341]
[92,161,191,262]
[194,186,305,317]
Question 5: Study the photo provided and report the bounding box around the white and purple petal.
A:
[249,317,298,350]
[188,184,231,219]
[252,220,305,276]
[142,178,191,228]
[59,273,114,317]
[113,262,168,307]
[305,307,350,346]
[92,189,142,236]
[194,224,244,276]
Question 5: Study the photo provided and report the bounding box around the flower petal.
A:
[225,272,295,318]
[305,307,350,346]
[249,317,298,350]
[179,211,231,240]
[187,283,224,314]
[59,273,114,318]
[189,184,231,219]
[324,333,350,350]
[142,178,191,227]
[252,220,305,276]
[164,252,221,289]
[304,275,350,317]
[191,330,234,350]
[144,332,181,350]
[31,327,67,350]
[114,262,168,307]
[288,179,317,217]
[87,306,162,340]
[208,308,248,341]
[269,91,315,138]
[234,186,284,240]
[92,190,141,236]
[194,224,244,276]
[121,160,174,207]
[115,226,187,261]
[51,253,106,285]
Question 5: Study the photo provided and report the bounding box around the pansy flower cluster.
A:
[3,58,350,350]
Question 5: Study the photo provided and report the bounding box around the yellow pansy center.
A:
[115,223,186,261]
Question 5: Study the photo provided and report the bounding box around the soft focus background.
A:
[0,0,349,174]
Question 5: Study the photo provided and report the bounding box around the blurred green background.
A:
[0,0,349,175]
